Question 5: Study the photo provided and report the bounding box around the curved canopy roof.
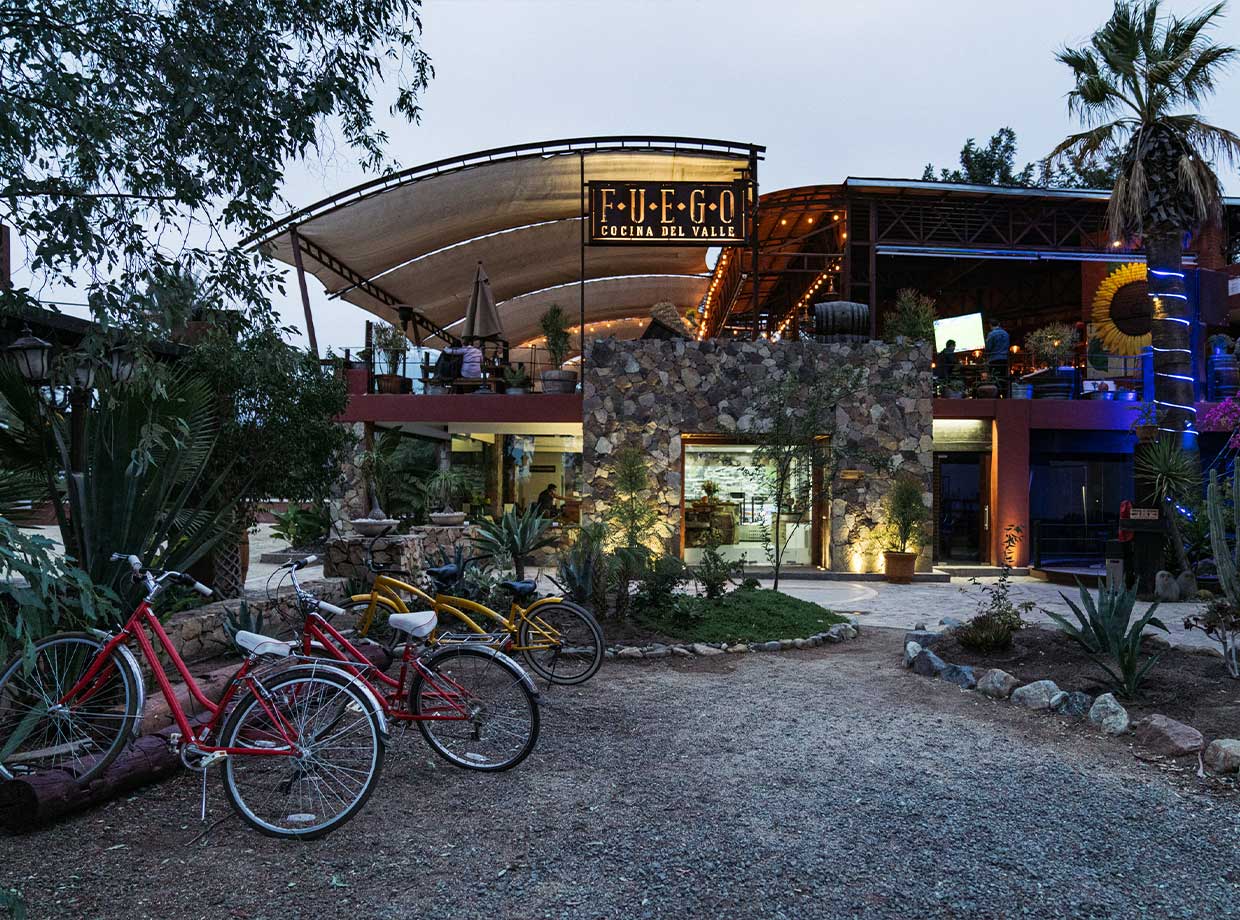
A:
[253,136,762,346]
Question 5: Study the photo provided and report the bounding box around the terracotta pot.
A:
[884,551,917,584]
[374,373,404,394]
[541,369,579,394]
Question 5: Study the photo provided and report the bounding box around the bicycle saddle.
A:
[425,564,460,584]
[497,580,537,599]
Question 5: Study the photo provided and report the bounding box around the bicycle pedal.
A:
[199,751,228,768]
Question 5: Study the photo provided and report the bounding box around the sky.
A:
[15,0,1240,351]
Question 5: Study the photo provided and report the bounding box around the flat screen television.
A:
[933,312,986,353]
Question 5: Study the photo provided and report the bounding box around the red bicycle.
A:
[0,554,388,839]
[279,557,540,772]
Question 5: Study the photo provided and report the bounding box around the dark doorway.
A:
[936,453,989,563]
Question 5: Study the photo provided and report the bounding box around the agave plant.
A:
[1044,581,1167,699]
[223,600,265,646]
[555,521,607,612]
[472,506,558,581]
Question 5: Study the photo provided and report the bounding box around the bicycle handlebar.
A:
[110,554,213,599]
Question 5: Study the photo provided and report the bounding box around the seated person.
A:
[440,345,484,379]
[535,483,559,519]
[936,339,959,379]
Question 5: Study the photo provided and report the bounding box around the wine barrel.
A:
[1210,354,1239,400]
[813,301,869,340]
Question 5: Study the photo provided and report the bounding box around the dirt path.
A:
[1,630,1235,919]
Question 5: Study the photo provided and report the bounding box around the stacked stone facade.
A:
[581,338,933,573]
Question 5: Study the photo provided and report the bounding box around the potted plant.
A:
[426,468,469,526]
[503,363,531,395]
[371,322,408,394]
[1208,333,1235,356]
[1025,322,1076,399]
[1130,401,1161,443]
[539,305,577,394]
[882,476,928,584]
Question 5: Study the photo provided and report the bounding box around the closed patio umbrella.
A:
[463,261,503,341]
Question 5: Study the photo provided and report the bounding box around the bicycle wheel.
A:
[0,632,139,782]
[518,601,604,685]
[219,667,385,840]
[410,646,539,772]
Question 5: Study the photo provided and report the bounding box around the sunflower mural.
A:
[1090,262,1151,355]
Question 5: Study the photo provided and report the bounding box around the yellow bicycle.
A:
[334,549,605,686]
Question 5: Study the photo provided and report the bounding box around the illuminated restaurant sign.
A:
[588,181,749,245]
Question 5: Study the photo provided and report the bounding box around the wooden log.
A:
[0,723,192,831]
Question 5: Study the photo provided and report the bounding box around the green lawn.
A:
[639,588,849,644]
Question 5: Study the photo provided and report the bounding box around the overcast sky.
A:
[17,0,1240,351]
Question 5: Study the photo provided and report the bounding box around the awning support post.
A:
[289,226,320,357]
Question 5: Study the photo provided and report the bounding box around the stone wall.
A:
[324,525,480,585]
[160,577,348,666]
[581,338,933,573]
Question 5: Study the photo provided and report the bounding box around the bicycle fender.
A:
[87,628,146,739]
[276,662,392,742]
[428,644,539,699]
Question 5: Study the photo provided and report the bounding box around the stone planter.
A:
[506,386,529,395]
[883,551,916,584]
[374,373,404,394]
[430,511,467,526]
[350,518,398,537]
[541,369,578,394]
[1010,383,1034,399]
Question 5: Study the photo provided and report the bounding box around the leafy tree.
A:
[180,324,353,526]
[922,127,1036,187]
[884,288,936,343]
[924,127,1122,190]
[0,0,432,338]
[1051,0,1240,441]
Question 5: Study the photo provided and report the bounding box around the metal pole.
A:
[749,150,760,340]
[579,152,587,362]
[289,226,320,358]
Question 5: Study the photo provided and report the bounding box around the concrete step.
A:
[934,565,1030,578]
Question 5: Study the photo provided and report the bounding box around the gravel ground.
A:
[1,629,1237,920]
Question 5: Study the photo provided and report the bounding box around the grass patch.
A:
[639,588,849,644]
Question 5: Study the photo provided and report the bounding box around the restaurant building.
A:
[253,136,1240,576]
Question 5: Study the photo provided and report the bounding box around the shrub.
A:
[0,520,118,661]
[270,504,331,549]
[635,553,688,611]
[1185,592,1240,678]
[954,525,1032,651]
[1025,322,1076,368]
[1045,582,1167,699]
[693,539,744,600]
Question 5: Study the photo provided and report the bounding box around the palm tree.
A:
[1052,1,1240,441]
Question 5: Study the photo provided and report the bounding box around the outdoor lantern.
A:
[69,360,96,391]
[107,345,135,383]
[4,327,53,383]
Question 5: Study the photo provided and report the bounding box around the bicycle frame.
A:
[61,600,302,758]
[299,610,476,724]
[353,574,569,651]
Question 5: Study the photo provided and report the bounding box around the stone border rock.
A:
[900,630,1240,778]
[604,620,860,661]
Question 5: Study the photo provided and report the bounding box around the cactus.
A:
[1201,466,1240,677]
[1207,466,1240,608]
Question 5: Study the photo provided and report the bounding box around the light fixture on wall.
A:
[839,469,864,481]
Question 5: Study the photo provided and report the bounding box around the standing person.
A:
[985,319,1011,395]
